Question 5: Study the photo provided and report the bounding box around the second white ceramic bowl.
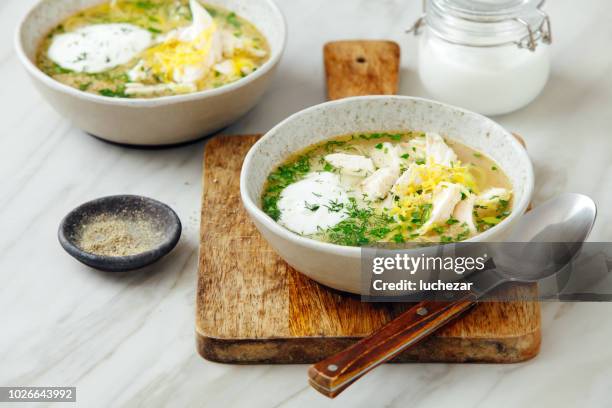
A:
[241,96,534,294]
[15,0,286,145]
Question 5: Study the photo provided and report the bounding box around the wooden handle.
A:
[512,133,526,148]
[306,48,531,398]
[308,293,478,398]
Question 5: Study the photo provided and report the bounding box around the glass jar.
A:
[409,0,552,116]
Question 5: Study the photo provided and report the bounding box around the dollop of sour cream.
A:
[48,24,152,73]
[277,172,350,236]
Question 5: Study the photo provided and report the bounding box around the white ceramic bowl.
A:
[241,96,534,294]
[15,0,286,146]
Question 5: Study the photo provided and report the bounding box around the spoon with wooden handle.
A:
[308,193,596,398]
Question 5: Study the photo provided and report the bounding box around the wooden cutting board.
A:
[195,41,541,364]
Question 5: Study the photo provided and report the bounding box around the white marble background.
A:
[2,0,612,407]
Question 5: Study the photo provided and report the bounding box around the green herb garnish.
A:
[324,198,395,246]
[324,140,346,152]
[262,155,311,220]
[98,85,128,98]
[325,200,344,213]
[53,64,72,74]
[304,202,320,212]
[227,12,241,28]
[446,217,460,225]
[432,226,445,234]
[135,1,156,10]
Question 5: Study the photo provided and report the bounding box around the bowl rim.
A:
[240,95,535,257]
[14,0,287,107]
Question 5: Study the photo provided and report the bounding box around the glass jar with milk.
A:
[409,0,552,116]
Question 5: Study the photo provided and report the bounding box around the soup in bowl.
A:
[15,0,286,145]
[241,96,534,294]
[262,131,513,246]
[37,0,270,98]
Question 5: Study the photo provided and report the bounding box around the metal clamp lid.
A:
[407,0,552,52]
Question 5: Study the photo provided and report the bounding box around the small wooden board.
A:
[196,135,541,364]
[324,41,400,100]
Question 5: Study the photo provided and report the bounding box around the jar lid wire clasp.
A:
[407,16,426,36]
[515,1,552,51]
[406,0,427,36]
[407,0,553,52]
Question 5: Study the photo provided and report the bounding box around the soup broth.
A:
[262,131,513,246]
[37,0,269,98]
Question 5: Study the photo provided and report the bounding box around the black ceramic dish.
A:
[58,195,182,272]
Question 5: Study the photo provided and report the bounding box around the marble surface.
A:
[2,0,612,407]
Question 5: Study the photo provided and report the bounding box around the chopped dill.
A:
[324,199,344,212]
[262,155,311,220]
[304,202,320,212]
[324,198,395,246]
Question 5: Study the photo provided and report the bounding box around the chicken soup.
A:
[262,132,513,246]
[37,0,269,98]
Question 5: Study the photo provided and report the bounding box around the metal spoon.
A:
[308,193,597,398]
